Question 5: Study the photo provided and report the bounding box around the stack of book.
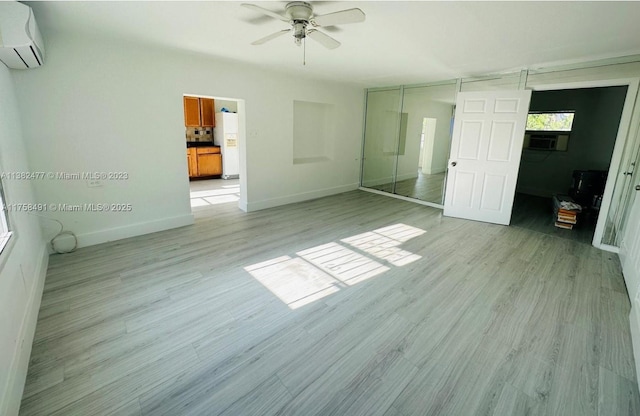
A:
[553,195,581,230]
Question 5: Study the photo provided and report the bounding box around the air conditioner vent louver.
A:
[0,2,45,69]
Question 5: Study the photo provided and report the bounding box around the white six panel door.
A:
[444,90,532,225]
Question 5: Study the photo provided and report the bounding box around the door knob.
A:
[636,185,640,191]
[451,161,457,167]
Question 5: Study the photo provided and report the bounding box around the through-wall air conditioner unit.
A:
[523,132,570,151]
[0,2,45,69]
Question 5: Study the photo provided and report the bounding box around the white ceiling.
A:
[25,1,640,87]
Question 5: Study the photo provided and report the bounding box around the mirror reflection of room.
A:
[361,83,456,205]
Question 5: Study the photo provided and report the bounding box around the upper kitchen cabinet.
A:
[183,96,201,127]
[183,96,215,127]
[200,98,215,127]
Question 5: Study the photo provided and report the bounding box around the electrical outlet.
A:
[87,180,102,188]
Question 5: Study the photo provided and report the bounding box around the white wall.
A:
[517,87,627,197]
[0,64,48,416]
[11,33,363,246]
[214,99,238,113]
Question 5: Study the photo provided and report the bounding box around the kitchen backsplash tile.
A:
[186,127,213,142]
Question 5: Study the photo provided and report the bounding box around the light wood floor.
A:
[20,191,639,416]
[189,178,240,214]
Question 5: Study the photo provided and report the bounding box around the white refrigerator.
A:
[214,112,240,179]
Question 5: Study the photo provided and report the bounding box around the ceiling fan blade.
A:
[306,29,340,50]
[312,8,365,27]
[251,29,291,45]
[241,3,289,23]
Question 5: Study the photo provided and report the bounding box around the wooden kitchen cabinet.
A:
[187,148,198,177]
[187,146,222,178]
[200,98,215,127]
[196,147,221,176]
[183,96,201,127]
[183,96,215,127]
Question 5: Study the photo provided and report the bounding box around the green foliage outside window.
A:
[526,112,574,131]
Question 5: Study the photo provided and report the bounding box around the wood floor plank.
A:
[492,383,543,416]
[598,366,640,416]
[545,358,599,416]
[18,190,640,416]
[21,345,200,416]
[139,325,310,416]
[106,398,142,416]
[275,314,416,416]
[602,251,628,294]
[218,375,292,416]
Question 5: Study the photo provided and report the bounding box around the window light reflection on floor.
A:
[245,223,426,310]
[245,256,343,309]
[297,242,389,286]
[342,223,425,267]
[190,185,240,207]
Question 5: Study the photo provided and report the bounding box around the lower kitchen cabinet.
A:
[187,146,222,178]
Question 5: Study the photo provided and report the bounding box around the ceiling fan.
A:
[241,2,366,50]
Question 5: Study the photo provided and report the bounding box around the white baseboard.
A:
[2,243,49,416]
[246,183,359,212]
[362,176,393,188]
[72,214,194,248]
[422,166,446,175]
[358,187,444,209]
[395,173,418,182]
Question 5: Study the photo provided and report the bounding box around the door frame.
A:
[183,94,247,212]
[526,78,640,251]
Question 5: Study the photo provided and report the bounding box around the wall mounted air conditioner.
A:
[523,132,570,151]
[0,2,45,69]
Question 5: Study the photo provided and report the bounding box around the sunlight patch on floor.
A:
[245,223,426,310]
[245,256,342,309]
[297,242,389,286]
[342,224,425,266]
[190,185,240,208]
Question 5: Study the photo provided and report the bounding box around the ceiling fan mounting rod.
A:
[286,1,313,21]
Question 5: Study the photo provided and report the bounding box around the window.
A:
[526,112,575,132]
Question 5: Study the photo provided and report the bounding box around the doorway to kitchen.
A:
[183,94,246,217]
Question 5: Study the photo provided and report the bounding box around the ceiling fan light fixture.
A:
[243,1,365,53]
[293,21,307,40]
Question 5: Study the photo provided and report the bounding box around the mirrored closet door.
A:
[361,82,457,206]
[361,88,402,194]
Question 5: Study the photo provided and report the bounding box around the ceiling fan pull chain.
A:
[303,36,306,66]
